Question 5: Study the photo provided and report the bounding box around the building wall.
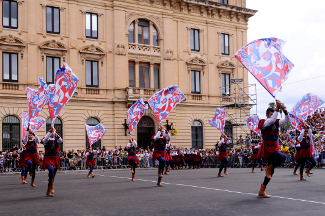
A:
[0,0,256,151]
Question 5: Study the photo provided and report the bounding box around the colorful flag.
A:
[246,115,261,137]
[289,113,304,131]
[291,93,324,121]
[85,123,107,146]
[22,111,45,138]
[208,108,226,134]
[26,78,49,120]
[47,63,79,122]
[147,85,185,123]
[235,38,294,97]
[127,98,148,135]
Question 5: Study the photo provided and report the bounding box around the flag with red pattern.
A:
[26,78,49,120]
[246,115,261,137]
[85,123,107,146]
[127,98,148,135]
[208,108,226,133]
[22,111,45,138]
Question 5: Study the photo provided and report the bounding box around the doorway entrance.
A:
[137,116,155,150]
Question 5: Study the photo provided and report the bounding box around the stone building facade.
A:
[0,0,256,151]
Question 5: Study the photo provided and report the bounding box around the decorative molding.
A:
[0,35,26,59]
[186,56,207,75]
[115,43,126,56]
[217,60,236,77]
[164,49,174,60]
[79,44,106,66]
[39,40,68,61]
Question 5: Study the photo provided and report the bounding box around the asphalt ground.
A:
[0,168,325,216]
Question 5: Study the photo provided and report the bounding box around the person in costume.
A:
[251,140,263,173]
[194,148,202,169]
[164,141,173,175]
[217,135,230,177]
[297,123,317,180]
[126,136,139,181]
[257,100,289,198]
[23,124,40,187]
[293,141,301,175]
[18,143,28,184]
[86,147,96,178]
[41,123,63,197]
[151,125,170,187]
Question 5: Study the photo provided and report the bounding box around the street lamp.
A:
[122,119,129,136]
[165,120,175,135]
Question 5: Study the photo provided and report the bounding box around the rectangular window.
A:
[191,70,200,94]
[46,57,60,84]
[220,0,228,4]
[153,27,159,46]
[154,65,160,89]
[2,0,18,29]
[86,61,99,87]
[129,61,135,87]
[138,20,149,45]
[221,33,229,55]
[190,29,200,52]
[128,22,135,43]
[86,13,98,39]
[139,63,149,88]
[46,6,60,34]
[3,53,18,82]
[222,73,230,95]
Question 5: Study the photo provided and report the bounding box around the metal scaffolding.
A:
[220,79,257,144]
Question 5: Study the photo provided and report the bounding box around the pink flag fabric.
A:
[246,115,261,137]
[291,93,324,121]
[127,98,148,135]
[147,85,185,123]
[85,123,107,146]
[22,111,45,138]
[235,38,294,97]
[26,78,49,120]
[208,108,226,134]
[289,113,304,131]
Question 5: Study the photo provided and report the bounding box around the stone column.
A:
[149,62,154,88]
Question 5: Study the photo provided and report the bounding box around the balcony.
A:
[128,43,161,56]
[126,87,159,104]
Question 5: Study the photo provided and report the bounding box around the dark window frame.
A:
[221,33,230,55]
[220,0,228,4]
[2,52,18,82]
[191,121,203,149]
[2,0,18,29]
[46,6,60,34]
[139,62,150,88]
[222,73,230,95]
[86,60,99,88]
[128,21,135,43]
[85,12,98,39]
[128,61,135,87]
[2,115,20,152]
[46,117,63,152]
[138,19,150,45]
[154,64,160,89]
[86,117,101,150]
[190,29,200,52]
[46,56,60,84]
[191,70,201,94]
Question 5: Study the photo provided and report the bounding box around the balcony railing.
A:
[126,87,158,99]
[128,43,161,55]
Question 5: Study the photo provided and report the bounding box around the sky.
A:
[246,0,325,118]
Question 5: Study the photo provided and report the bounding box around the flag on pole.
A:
[127,98,148,135]
[26,78,49,120]
[47,63,79,122]
[289,113,304,131]
[85,123,107,146]
[22,111,45,138]
[291,93,324,121]
[235,38,294,97]
[147,85,185,123]
[208,108,226,134]
[246,115,261,137]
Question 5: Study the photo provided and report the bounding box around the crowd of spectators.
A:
[1,110,325,173]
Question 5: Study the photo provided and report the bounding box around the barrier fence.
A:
[1,155,323,173]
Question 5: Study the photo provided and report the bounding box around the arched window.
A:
[46,118,63,151]
[128,19,159,46]
[224,121,233,139]
[191,120,203,149]
[86,117,101,150]
[2,115,20,151]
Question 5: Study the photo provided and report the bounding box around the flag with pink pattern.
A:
[127,98,148,135]
[235,38,294,97]
[22,111,45,138]
[291,93,324,121]
[208,108,226,134]
[289,113,304,131]
[147,85,185,123]
[47,63,79,122]
[246,115,261,137]
[86,123,107,146]
[26,78,49,120]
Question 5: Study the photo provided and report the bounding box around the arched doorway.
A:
[191,120,203,149]
[137,116,155,150]
[2,115,20,151]
[224,121,233,138]
[86,117,101,150]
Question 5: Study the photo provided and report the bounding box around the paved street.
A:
[0,168,324,216]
